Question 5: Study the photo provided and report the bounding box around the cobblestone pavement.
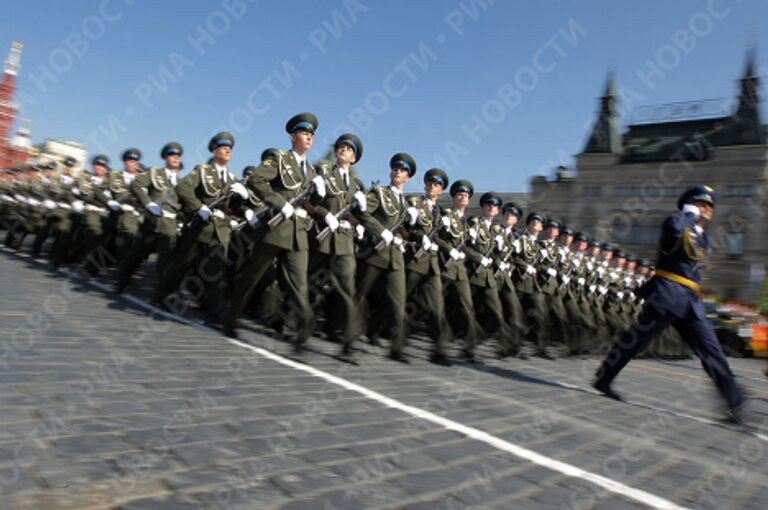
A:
[1,249,767,510]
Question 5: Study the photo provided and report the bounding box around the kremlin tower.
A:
[0,41,31,169]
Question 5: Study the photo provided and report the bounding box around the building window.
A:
[726,233,744,257]
[583,186,602,197]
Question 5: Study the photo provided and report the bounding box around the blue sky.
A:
[3,0,768,192]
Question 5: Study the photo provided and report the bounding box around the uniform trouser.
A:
[356,263,406,354]
[405,269,450,355]
[595,301,744,411]
[443,276,482,350]
[308,251,357,347]
[497,278,527,337]
[117,231,176,289]
[229,243,314,344]
[519,291,549,352]
[564,294,594,354]
[155,236,229,318]
[471,283,515,353]
[32,220,54,256]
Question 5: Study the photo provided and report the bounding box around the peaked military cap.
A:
[63,156,77,167]
[389,153,416,177]
[526,211,545,225]
[242,166,257,179]
[588,238,600,247]
[161,142,183,159]
[615,250,627,258]
[502,202,522,218]
[450,179,474,197]
[261,147,281,164]
[626,254,637,263]
[561,226,575,236]
[286,112,318,134]
[637,258,650,267]
[479,192,502,207]
[599,242,611,251]
[678,184,716,210]
[424,168,449,188]
[545,218,562,230]
[122,148,142,161]
[334,133,363,163]
[91,154,110,166]
[574,231,590,242]
[208,132,235,152]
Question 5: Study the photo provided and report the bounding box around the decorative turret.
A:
[728,47,763,145]
[584,70,622,154]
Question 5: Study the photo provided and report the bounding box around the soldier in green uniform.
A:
[49,157,82,267]
[101,149,144,265]
[568,231,597,355]
[226,114,325,351]
[534,218,568,357]
[496,202,529,358]
[434,180,484,361]
[307,134,367,362]
[70,154,112,273]
[465,193,519,358]
[3,165,34,249]
[116,142,184,291]
[513,212,551,358]
[354,153,415,363]
[30,161,59,256]
[155,132,246,320]
[403,168,452,365]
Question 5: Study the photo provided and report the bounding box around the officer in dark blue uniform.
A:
[593,185,746,422]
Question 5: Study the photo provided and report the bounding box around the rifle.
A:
[374,213,409,251]
[473,242,497,276]
[232,206,271,232]
[412,217,445,260]
[316,200,356,242]
[267,180,317,229]
[493,236,518,278]
[184,178,242,228]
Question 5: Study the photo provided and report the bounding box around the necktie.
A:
[342,170,349,188]
[301,159,306,178]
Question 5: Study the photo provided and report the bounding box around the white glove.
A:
[71,200,85,213]
[44,199,56,210]
[295,208,308,219]
[587,262,594,271]
[356,224,365,240]
[197,205,212,221]
[229,219,239,230]
[353,190,367,211]
[107,200,121,212]
[459,252,466,260]
[121,204,136,213]
[681,203,700,219]
[380,229,394,246]
[469,227,478,240]
[311,175,326,198]
[14,194,27,203]
[229,182,249,199]
[281,201,295,219]
[599,286,608,296]
[539,249,549,258]
[325,213,340,232]
[393,236,403,247]
[512,239,521,253]
[547,267,557,278]
[526,264,537,275]
[495,235,504,251]
[609,272,618,282]
[441,216,451,228]
[589,284,597,293]
[561,275,571,285]
[449,248,461,261]
[406,207,419,225]
[145,202,162,216]
[429,242,439,252]
[71,187,81,196]
[480,256,492,267]
[499,261,510,272]
[245,209,259,225]
[213,209,226,220]
[421,235,432,251]
[617,291,625,300]
[27,198,40,207]
[577,277,586,286]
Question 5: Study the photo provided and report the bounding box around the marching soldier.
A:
[403,168,452,365]
[534,218,568,357]
[435,180,484,361]
[594,185,746,423]
[101,149,144,265]
[354,153,415,363]
[155,132,247,319]
[49,157,82,267]
[307,134,367,362]
[71,154,112,273]
[226,114,325,351]
[465,192,519,358]
[496,202,529,357]
[116,142,183,291]
[30,161,59,256]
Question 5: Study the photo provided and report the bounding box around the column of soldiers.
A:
[0,111,692,364]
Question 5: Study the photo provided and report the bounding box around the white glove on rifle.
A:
[213,209,226,220]
[281,202,295,219]
[495,235,504,251]
[356,224,365,240]
[107,200,121,212]
[449,248,461,261]
[295,208,308,219]
[406,206,419,226]
[393,236,403,247]
[526,264,537,275]
[324,213,340,232]
[71,200,85,213]
[353,190,367,211]
[311,176,326,198]
[380,229,394,246]
[441,216,451,228]
[121,204,136,213]
[197,205,212,221]
[547,267,557,278]
[421,235,431,251]
[245,209,259,225]
[229,219,239,230]
[480,256,492,267]
[229,182,249,199]
[71,187,81,196]
[43,199,56,210]
[145,202,162,217]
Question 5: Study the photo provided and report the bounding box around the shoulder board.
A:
[406,195,422,207]
[467,216,480,226]
[443,208,454,215]
[491,224,504,234]
[200,164,210,170]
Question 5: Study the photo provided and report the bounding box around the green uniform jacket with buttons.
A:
[513,232,541,295]
[404,196,442,276]
[309,164,361,256]
[434,208,469,282]
[176,164,235,247]
[536,238,559,295]
[465,217,499,288]
[106,171,141,235]
[248,151,317,252]
[130,167,182,238]
[356,184,406,270]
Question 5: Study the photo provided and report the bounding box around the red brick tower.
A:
[0,41,28,169]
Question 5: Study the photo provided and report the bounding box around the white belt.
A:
[162,211,177,219]
[58,202,72,210]
[85,205,106,213]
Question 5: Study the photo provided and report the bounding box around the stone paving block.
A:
[270,467,348,496]
[51,434,136,456]
[117,492,201,510]
[387,465,477,497]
